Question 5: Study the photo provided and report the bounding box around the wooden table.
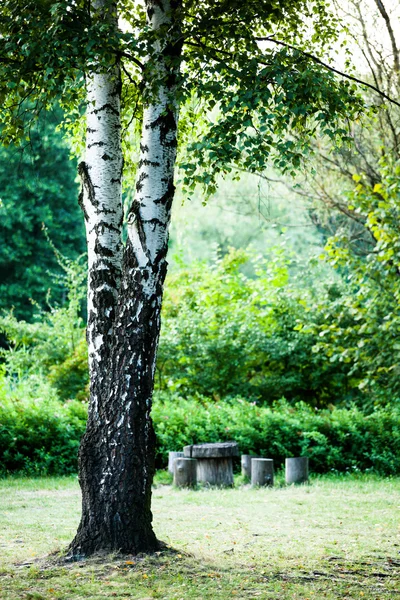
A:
[183,442,238,486]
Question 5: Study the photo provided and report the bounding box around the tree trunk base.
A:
[68,525,160,558]
[68,417,160,558]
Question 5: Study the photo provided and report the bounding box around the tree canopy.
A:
[0,0,364,176]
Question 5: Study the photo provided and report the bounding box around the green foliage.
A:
[0,0,144,142]
[0,254,88,475]
[180,50,363,196]
[308,159,400,404]
[158,248,354,406]
[153,394,400,475]
[0,371,87,475]
[178,1,365,196]
[47,337,89,402]
[1,385,398,476]
[0,254,88,401]
[0,0,366,190]
[0,110,85,319]
[153,469,173,487]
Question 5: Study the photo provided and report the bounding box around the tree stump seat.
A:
[241,454,261,479]
[285,457,309,484]
[168,451,185,474]
[251,458,274,487]
[183,442,238,486]
[173,458,197,488]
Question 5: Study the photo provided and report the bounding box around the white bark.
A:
[127,0,179,286]
[79,0,123,418]
[84,71,123,298]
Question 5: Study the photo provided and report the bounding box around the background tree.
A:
[284,0,400,247]
[271,0,400,404]
[0,111,85,320]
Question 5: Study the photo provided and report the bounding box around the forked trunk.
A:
[69,0,182,556]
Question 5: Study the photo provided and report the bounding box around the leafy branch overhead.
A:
[0,0,378,184]
[179,47,366,194]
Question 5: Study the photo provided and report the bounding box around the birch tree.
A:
[70,0,183,555]
[0,0,366,555]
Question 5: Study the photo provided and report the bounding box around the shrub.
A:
[153,394,400,475]
[0,254,89,402]
[0,372,87,475]
[157,248,355,406]
[1,389,398,476]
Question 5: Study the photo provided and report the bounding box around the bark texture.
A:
[69,0,182,556]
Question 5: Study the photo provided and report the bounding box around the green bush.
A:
[153,394,400,475]
[0,373,87,475]
[0,254,89,402]
[1,386,398,476]
[157,248,354,406]
[308,160,400,405]
[47,336,89,401]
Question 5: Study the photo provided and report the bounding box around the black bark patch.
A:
[128,200,148,258]
[88,141,105,149]
[89,264,119,290]
[78,189,89,222]
[143,218,166,228]
[149,109,178,149]
[79,161,99,208]
[138,159,161,168]
[136,171,149,192]
[93,103,120,116]
[98,205,118,216]
[153,245,168,269]
[102,153,112,161]
[93,221,121,235]
[94,240,115,257]
[154,180,175,212]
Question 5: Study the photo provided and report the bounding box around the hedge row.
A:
[1,392,399,475]
[0,393,86,475]
[153,395,400,474]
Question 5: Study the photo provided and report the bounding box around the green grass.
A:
[0,474,399,599]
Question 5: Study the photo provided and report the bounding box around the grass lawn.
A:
[0,474,399,599]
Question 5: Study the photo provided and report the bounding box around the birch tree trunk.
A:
[69,0,182,556]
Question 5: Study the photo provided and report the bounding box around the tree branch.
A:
[119,51,144,70]
[373,0,400,80]
[254,37,400,108]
